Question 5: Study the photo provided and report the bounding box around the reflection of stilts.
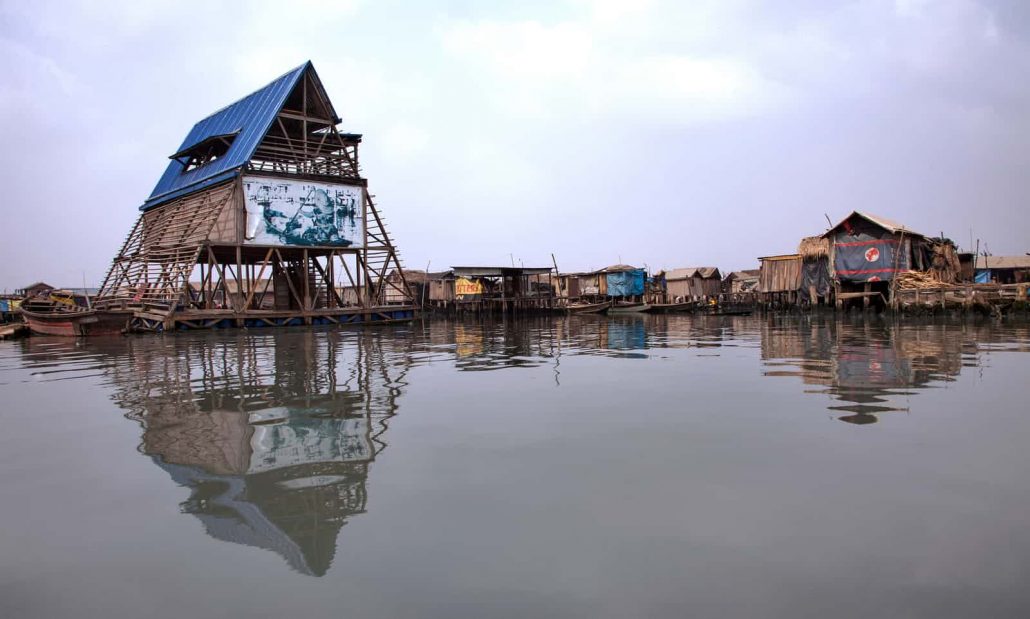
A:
[106,329,412,576]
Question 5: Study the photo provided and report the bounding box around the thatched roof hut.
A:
[798,236,830,261]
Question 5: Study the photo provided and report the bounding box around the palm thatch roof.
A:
[798,236,830,260]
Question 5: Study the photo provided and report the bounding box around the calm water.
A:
[2,315,1029,618]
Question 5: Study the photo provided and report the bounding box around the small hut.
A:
[19,282,55,299]
[723,270,760,294]
[822,211,949,307]
[601,264,646,299]
[665,267,722,301]
[974,256,1030,284]
[758,255,802,306]
[574,265,646,301]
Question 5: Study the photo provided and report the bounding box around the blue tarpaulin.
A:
[974,270,991,284]
[605,270,645,297]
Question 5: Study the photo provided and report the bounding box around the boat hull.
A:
[22,308,131,337]
[647,302,696,313]
[566,301,610,315]
[607,303,651,314]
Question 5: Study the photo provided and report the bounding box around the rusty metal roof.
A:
[979,255,1030,269]
[824,211,925,238]
[451,266,554,277]
[665,267,721,280]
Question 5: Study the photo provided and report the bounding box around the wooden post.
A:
[863,283,871,309]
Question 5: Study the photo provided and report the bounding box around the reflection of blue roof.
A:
[140,62,311,211]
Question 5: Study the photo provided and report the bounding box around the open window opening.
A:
[170,131,239,172]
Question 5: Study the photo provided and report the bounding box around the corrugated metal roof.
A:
[824,211,925,238]
[451,266,554,277]
[725,270,760,281]
[980,255,1030,269]
[757,254,800,261]
[600,264,642,273]
[140,62,312,211]
[666,267,721,280]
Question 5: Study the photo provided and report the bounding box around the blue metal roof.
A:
[140,62,312,211]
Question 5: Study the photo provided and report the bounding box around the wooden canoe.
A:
[566,301,610,314]
[20,302,130,336]
[607,302,651,314]
[646,301,696,313]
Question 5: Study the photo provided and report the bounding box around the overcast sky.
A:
[1,0,1028,289]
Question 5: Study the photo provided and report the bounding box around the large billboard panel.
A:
[243,176,364,248]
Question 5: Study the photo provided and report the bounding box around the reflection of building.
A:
[108,329,410,576]
[760,316,978,424]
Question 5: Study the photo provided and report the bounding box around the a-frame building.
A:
[94,61,414,331]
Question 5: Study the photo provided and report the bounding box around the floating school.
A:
[23,61,416,336]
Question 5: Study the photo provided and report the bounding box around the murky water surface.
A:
[2,315,1029,618]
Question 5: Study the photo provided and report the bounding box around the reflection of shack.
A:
[111,329,407,576]
[426,266,556,314]
[760,317,965,424]
[757,254,801,308]
[664,267,721,302]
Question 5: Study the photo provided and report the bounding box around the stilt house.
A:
[93,61,414,331]
[665,267,722,301]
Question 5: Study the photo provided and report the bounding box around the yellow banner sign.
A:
[455,277,483,297]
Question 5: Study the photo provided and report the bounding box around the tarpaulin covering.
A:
[605,270,645,297]
[800,259,832,296]
[833,234,910,282]
[974,270,991,284]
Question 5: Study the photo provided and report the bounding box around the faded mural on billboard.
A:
[243,176,363,247]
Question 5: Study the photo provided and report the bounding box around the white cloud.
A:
[437,12,789,124]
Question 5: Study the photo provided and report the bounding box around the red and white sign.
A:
[865,247,880,262]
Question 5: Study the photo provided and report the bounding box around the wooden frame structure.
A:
[93,61,415,331]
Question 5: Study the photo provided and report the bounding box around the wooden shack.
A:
[723,270,760,294]
[665,267,722,301]
[823,211,944,308]
[19,282,55,299]
[91,61,415,332]
[425,266,556,313]
[758,254,802,306]
[975,256,1030,284]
